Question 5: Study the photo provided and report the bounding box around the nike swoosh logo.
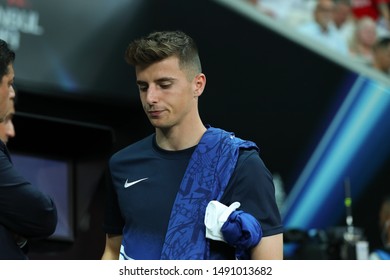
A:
[124,178,148,188]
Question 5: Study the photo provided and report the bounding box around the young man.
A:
[102,31,283,260]
[0,39,57,260]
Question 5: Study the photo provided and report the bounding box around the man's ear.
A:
[193,73,206,97]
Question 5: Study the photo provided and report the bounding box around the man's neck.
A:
[155,122,207,151]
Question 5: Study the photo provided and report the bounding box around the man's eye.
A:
[138,86,148,91]
[160,83,171,89]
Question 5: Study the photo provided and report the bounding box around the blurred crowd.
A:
[244,0,390,77]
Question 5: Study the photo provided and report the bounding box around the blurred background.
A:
[1,0,390,259]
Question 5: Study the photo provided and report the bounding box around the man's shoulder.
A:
[237,148,262,167]
[110,134,154,161]
[207,126,258,149]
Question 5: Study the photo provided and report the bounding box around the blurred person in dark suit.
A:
[0,38,57,260]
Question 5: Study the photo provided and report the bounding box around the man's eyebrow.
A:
[136,80,147,85]
[156,77,176,83]
[136,77,176,85]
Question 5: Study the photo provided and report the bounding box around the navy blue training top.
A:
[104,134,283,259]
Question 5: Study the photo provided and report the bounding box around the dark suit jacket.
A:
[0,141,57,260]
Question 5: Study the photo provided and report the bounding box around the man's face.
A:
[0,64,15,122]
[333,3,351,27]
[315,0,335,30]
[0,97,15,144]
[135,56,204,130]
[357,23,377,48]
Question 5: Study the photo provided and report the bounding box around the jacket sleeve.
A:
[0,149,58,238]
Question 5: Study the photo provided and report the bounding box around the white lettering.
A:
[0,6,44,35]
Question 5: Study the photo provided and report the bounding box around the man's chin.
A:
[150,120,170,130]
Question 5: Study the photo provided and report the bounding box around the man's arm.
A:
[251,233,283,260]
[0,149,57,238]
[101,234,122,260]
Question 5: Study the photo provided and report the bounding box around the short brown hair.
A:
[125,30,202,78]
